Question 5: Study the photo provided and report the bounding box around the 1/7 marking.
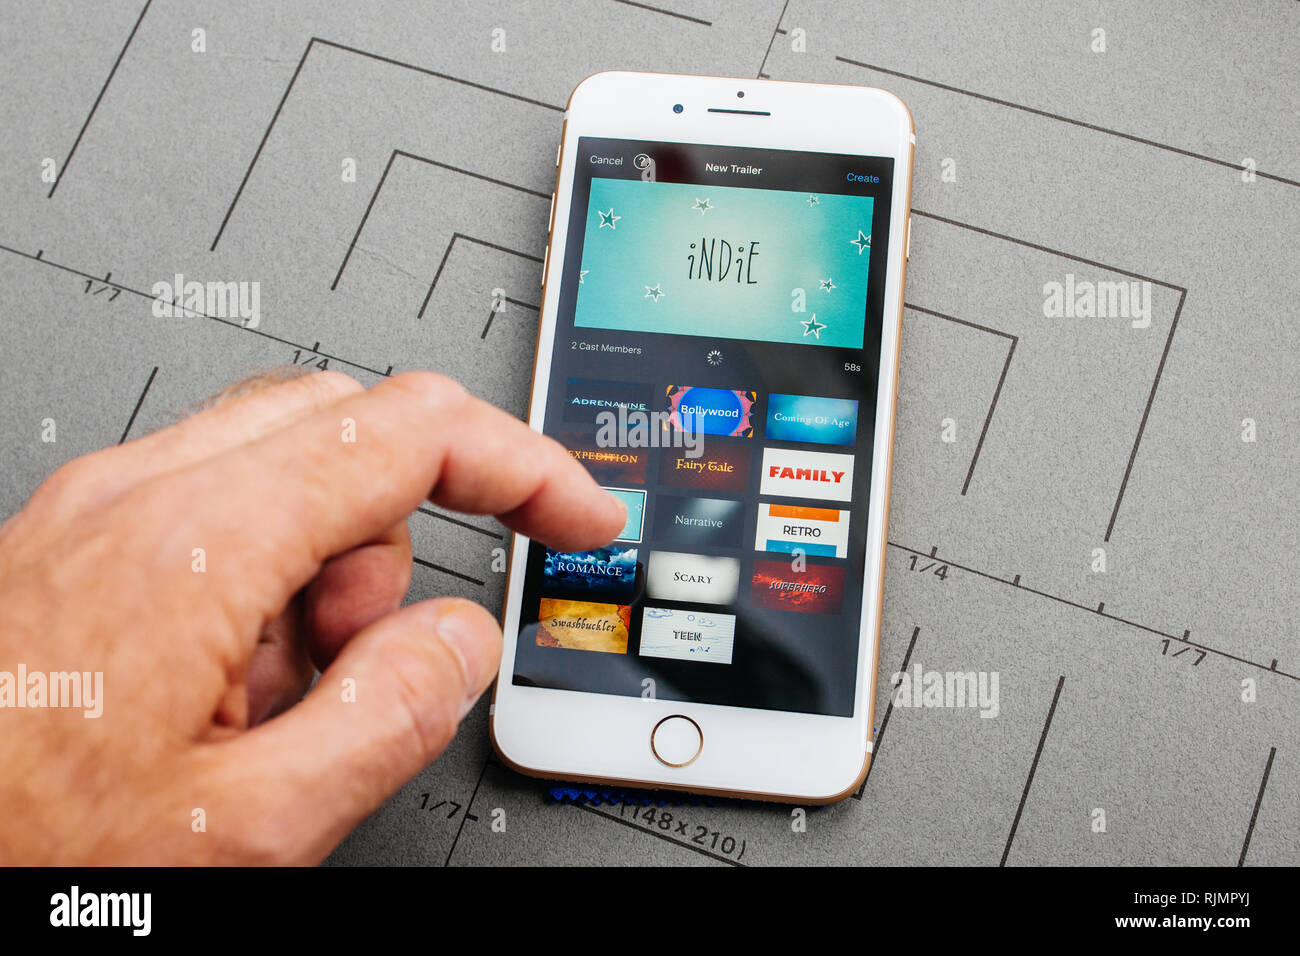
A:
[82,277,122,301]
[1160,639,1205,666]
[418,793,466,819]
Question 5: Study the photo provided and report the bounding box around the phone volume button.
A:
[541,244,549,288]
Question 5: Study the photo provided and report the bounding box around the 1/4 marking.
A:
[906,554,949,580]
[290,348,329,370]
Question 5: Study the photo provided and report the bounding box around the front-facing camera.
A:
[673,103,684,114]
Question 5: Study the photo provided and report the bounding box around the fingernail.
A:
[434,601,500,714]
[606,491,627,529]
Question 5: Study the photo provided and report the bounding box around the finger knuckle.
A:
[226,799,305,864]
[300,369,363,404]
[33,451,110,510]
[386,370,469,409]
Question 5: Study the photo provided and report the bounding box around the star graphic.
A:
[692,197,713,214]
[850,230,871,254]
[579,270,589,285]
[819,277,835,292]
[598,208,621,229]
[806,195,820,206]
[800,314,827,338]
[644,284,665,302]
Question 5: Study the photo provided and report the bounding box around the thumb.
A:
[207,597,500,864]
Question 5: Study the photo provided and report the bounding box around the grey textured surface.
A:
[1,0,1296,866]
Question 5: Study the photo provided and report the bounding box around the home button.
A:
[651,715,703,767]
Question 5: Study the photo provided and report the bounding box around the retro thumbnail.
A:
[755,503,849,558]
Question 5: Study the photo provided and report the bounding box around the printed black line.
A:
[211,37,562,250]
[330,149,399,289]
[48,0,152,198]
[854,624,922,799]
[757,0,790,78]
[313,37,564,111]
[481,297,540,339]
[1238,746,1276,867]
[1104,288,1185,541]
[835,56,1300,189]
[118,366,158,444]
[418,234,544,320]
[413,556,485,586]
[444,756,491,866]
[911,208,1183,291]
[905,302,1015,341]
[0,241,391,379]
[908,211,1187,537]
[905,303,1018,495]
[333,148,547,292]
[886,541,1298,682]
[210,37,314,250]
[416,506,503,540]
[420,240,459,319]
[572,803,743,866]
[1001,675,1065,866]
[611,0,712,27]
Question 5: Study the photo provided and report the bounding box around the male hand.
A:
[0,370,624,864]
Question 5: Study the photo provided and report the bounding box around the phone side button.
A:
[541,244,549,288]
[650,715,703,768]
[905,215,912,261]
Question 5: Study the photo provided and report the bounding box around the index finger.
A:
[173,371,624,609]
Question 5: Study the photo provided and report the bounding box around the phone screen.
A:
[513,135,896,717]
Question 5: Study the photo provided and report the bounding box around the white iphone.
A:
[491,71,914,803]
